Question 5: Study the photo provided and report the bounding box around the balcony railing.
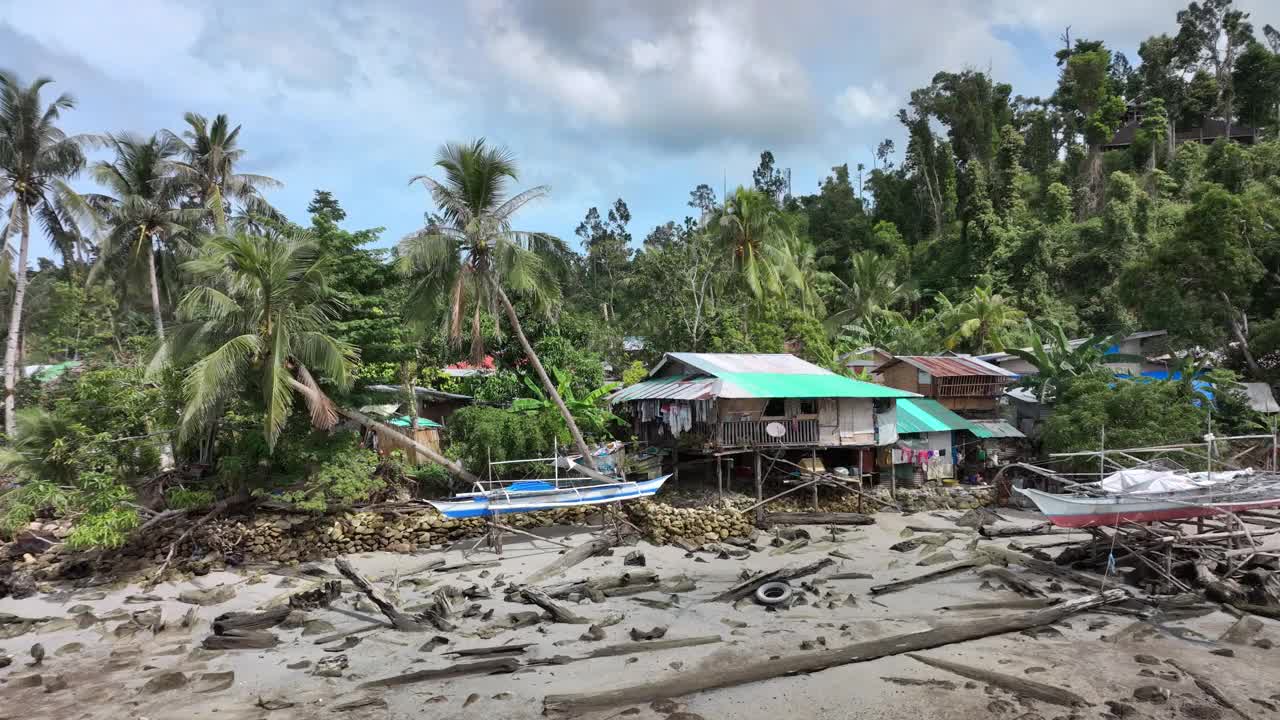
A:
[717,418,818,447]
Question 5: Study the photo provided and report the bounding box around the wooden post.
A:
[716,455,723,500]
[754,451,764,526]
[857,450,864,514]
[811,447,819,511]
[673,447,680,487]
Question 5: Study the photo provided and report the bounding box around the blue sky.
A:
[2,0,1278,259]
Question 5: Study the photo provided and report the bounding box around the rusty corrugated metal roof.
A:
[889,356,1017,378]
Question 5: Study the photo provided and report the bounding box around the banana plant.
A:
[511,368,623,437]
[1008,320,1144,402]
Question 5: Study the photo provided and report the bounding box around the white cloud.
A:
[834,83,896,127]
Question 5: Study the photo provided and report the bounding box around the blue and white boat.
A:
[426,474,671,519]
[426,441,670,519]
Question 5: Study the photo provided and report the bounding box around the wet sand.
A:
[2,510,1277,719]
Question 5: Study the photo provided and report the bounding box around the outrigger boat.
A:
[427,442,670,519]
[1017,469,1280,528]
[1009,433,1280,528]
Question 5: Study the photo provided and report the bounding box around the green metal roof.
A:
[969,419,1023,438]
[612,354,918,403]
[896,399,989,436]
[714,372,915,399]
[388,415,442,429]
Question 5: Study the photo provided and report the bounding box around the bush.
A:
[446,406,565,478]
[270,430,385,511]
[0,365,174,548]
[1042,376,1206,465]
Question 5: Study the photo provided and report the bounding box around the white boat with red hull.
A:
[1017,468,1280,528]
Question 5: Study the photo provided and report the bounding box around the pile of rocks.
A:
[625,500,755,546]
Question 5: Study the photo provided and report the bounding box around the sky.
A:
[2,0,1279,259]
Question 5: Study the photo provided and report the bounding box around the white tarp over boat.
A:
[1098,467,1254,495]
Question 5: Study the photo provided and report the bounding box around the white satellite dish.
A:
[765,421,787,438]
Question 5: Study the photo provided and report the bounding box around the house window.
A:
[917,370,932,384]
[763,398,786,417]
[798,399,817,415]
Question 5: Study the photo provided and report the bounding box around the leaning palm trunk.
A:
[3,208,31,436]
[145,233,166,340]
[336,406,480,485]
[488,276,597,470]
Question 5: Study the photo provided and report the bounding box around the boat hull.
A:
[1016,487,1280,528]
[428,475,670,519]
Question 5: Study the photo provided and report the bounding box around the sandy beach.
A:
[2,509,1277,720]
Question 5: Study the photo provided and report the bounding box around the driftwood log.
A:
[334,558,426,631]
[212,606,291,635]
[907,654,1087,706]
[978,567,1047,598]
[976,547,1110,591]
[1166,659,1255,720]
[763,512,875,526]
[358,658,520,689]
[542,590,1127,715]
[519,588,590,624]
[712,559,834,602]
[978,522,1076,538]
[529,635,723,666]
[444,643,535,658]
[525,537,617,585]
[938,598,1061,612]
[538,571,660,601]
[202,629,279,650]
[869,559,983,596]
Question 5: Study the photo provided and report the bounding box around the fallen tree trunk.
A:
[979,522,1076,538]
[212,606,291,635]
[712,559,834,602]
[907,654,1087,706]
[519,588,590,624]
[334,558,426,631]
[542,590,1127,715]
[938,598,1060,612]
[525,537,616,586]
[1229,602,1280,621]
[530,635,723,665]
[338,407,479,484]
[444,643,535,658]
[977,547,1111,591]
[359,657,520,689]
[539,570,660,600]
[978,567,1046,598]
[870,559,983,596]
[1166,659,1256,720]
[1195,562,1248,605]
[762,512,875,526]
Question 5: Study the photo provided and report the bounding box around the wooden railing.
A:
[717,418,818,447]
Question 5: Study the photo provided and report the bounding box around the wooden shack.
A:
[875,355,1014,416]
[611,352,917,451]
[375,415,443,465]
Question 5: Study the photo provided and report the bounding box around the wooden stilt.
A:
[673,447,680,487]
[811,447,819,511]
[716,455,723,500]
[754,451,764,526]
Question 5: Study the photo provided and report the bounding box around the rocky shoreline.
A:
[2,486,993,598]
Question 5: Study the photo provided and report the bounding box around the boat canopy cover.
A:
[505,481,556,493]
[1099,468,1253,495]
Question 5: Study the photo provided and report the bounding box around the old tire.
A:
[755,582,793,606]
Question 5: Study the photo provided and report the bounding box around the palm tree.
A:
[88,133,200,340]
[0,72,86,435]
[164,112,280,233]
[825,252,912,333]
[714,186,789,299]
[778,234,827,315]
[155,232,357,453]
[941,283,1026,352]
[398,139,598,468]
